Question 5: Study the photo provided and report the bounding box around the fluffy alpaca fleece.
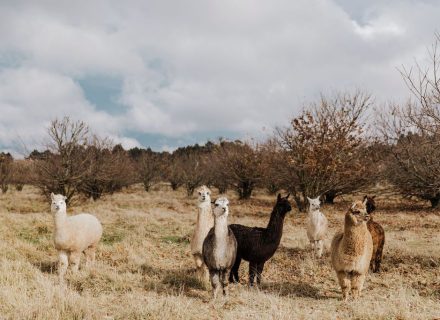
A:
[190,185,214,281]
[364,195,385,273]
[330,200,373,301]
[306,196,328,258]
[202,197,237,299]
[51,193,103,282]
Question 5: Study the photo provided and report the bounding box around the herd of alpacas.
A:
[48,187,385,301]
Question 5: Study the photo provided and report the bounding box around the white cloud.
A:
[1,0,440,152]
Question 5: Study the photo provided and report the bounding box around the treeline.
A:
[0,89,438,211]
[2,35,440,210]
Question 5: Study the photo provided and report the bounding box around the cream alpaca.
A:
[306,196,328,258]
[50,193,103,282]
[190,185,214,281]
[330,200,373,301]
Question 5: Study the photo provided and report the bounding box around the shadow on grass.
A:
[139,263,208,298]
[33,260,57,274]
[385,252,439,270]
[261,281,329,299]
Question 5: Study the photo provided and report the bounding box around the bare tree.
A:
[10,159,35,191]
[276,91,373,211]
[378,34,440,208]
[179,152,207,196]
[210,141,263,199]
[0,153,13,193]
[78,141,135,200]
[133,150,163,192]
[34,117,90,202]
[399,32,440,134]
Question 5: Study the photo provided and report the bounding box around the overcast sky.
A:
[1,0,439,155]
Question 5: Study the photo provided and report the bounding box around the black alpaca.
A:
[228,194,292,285]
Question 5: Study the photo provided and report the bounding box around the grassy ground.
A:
[0,185,439,320]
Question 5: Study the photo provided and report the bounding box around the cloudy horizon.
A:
[1,0,439,156]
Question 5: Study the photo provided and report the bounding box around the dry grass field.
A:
[0,185,439,320]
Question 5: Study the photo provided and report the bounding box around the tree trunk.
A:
[170,182,180,191]
[266,183,279,195]
[238,181,253,199]
[430,197,440,208]
[294,194,305,212]
[324,191,337,204]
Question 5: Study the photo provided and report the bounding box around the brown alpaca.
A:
[330,200,373,301]
[364,195,385,273]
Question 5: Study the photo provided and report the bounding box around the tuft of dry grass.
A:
[0,185,439,319]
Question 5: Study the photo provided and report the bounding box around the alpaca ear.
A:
[363,195,368,201]
[50,193,55,200]
[362,197,368,205]
[277,194,281,201]
[63,196,67,201]
[307,196,312,201]
[285,193,290,199]
[372,195,376,199]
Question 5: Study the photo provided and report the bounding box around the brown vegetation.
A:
[0,186,438,319]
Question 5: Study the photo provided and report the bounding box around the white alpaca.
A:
[190,185,214,281]
[306,196,328,258]
[50,193,103,282]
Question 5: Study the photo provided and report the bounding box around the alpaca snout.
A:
[55,205,60,211]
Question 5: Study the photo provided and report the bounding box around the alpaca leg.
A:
[256,262,265,286]
[369,246,377,272]
[351,273,366,299]
[85,245,96,268]
[316,240,324,258]
[69,251,81,272]
[249,262,258,286]
[373,242,384,273]
[336,271,350,301]
[220,270,229,296]
[58,250,68,283]
[229,255,241,283]
[209,271,221,299]
[193,254,207,282]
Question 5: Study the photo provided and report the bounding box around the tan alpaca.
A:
[50,193,102,283]
[331,200,373,301]
[190,186,214,281]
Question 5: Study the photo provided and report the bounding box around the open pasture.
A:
[0,185,439,319]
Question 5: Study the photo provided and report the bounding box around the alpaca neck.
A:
[54,210,67,234]
[308,208,320,216]
[343,215,367,252]
[265,207,286,242]
[214,214,228,241]
[196,202,213,225]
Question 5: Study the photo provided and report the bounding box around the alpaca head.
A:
[196,185,211,204]
[275,193,292,215]
[213,197,229,218]
[346,199,369,225]
[50,193,67,213]
[363,195,376,214]
[307,196,321,211]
